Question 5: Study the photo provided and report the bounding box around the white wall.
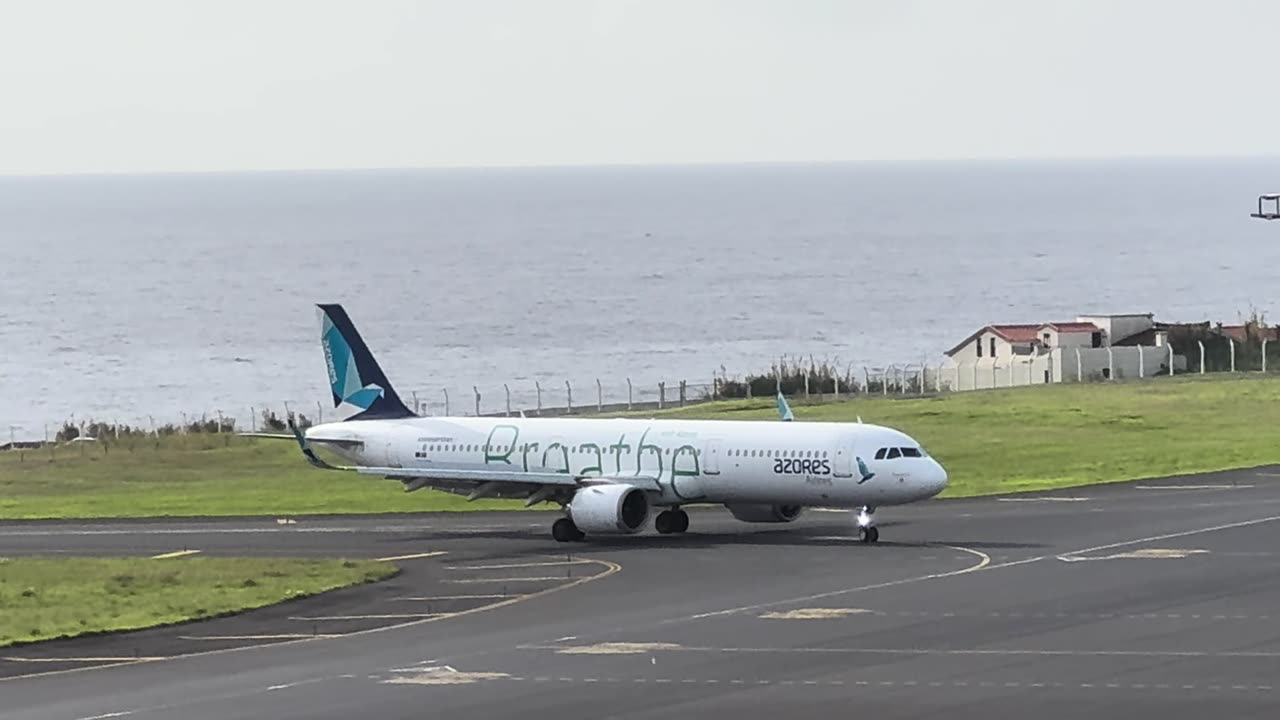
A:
[936,344,1186,391]
[952,332,1014,363]
[1052,329,1095,350]
[1076,314,1154,345]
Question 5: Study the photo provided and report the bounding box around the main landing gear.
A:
[552,516,585,542]
[856,506,879,544]
[654,508,690,535]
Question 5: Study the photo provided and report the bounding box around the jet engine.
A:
[725,503,804,523]
[568,484,651,534]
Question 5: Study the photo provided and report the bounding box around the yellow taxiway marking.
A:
[555,642,683,655]
[446,560,595,570]
[2,656,167,663]
[374,551,447,562]
[759,608,873,620]
[1058,548,1208,562]
[384,668,510,685]
[150,549,201,559]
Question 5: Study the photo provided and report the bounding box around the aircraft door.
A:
[702,439,722,475]
[832,433,855,477]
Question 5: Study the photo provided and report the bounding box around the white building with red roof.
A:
[939,313,1184,389]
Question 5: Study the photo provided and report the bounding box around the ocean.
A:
[2,157,1277,438]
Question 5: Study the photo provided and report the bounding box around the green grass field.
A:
[3,373,1279,519]
[0,556,396,647]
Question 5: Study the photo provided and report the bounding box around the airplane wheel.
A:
[859,526,879,544]
[655,511,676,534]
[553,517,583,542]
[672,509,689,533]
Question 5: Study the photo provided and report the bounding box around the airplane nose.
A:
[930,459,948,495]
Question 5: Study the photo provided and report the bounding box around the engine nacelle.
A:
[725,503,804,523]
[568,484,651,534]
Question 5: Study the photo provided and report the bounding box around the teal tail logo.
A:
[321,312,386,411]
[856,457,875,484]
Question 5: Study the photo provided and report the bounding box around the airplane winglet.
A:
[776,392,795,421]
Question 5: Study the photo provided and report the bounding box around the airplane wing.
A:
[286,416,658,504]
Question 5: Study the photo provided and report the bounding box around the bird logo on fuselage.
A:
[856,457,875,484]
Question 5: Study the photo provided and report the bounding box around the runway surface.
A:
[4,466,1280,719]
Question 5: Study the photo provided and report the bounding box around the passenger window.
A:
[887,448,901,459]
[874,448,886,460]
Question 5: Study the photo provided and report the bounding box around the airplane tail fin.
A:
[317,303,417,421]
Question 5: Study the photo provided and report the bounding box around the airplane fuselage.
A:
[306,414,948,509]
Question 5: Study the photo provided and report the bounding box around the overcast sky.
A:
[1,0,1277,175]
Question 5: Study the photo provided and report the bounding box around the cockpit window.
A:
[900,447,922,457]
[886,447,901,459]
[874,448,886,460]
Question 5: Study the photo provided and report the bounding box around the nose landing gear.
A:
[856,506,879,543]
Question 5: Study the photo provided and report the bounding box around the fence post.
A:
[679,380,687,407]
[658,382,665,409]
[1075,348,1082,382]
[919,365,925,394]
[627,377,633,409]
[504,384,511,416]
[834,373,840,398]
[1106,347,1114,380]
[1229,339,1236,372]
[535,381,543,415]
[596,378,603,412]
[1138,346,1144,378]
[250,407,256,432]
[412,391,419,415]
[566,380,573,414]
[1007,361,1013,387]
[1198,341,1205,374]
[443,389,450,416]
[883,366,890,395]
[473,386,481,416]
[864,367,871,393]
[1168,345,1174,376]
[1264,339,1270,373]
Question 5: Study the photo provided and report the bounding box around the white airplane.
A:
[286,304,948,543]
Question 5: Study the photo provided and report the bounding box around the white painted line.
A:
[177,634,342,640]
[4,656,166,663]
[1135,485,1252,490]
[287,614,449,621]
[997,497,1090,502]
[685,545,993,619]
[374,551,447,562]
[390,594,516,601]
[524,644,1280,659]
[76,713,132,720]
[443,576,567,584]
[150,549,201,559]
[446,560,593,571]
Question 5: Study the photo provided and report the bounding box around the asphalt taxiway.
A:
[4,466,1280,720]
